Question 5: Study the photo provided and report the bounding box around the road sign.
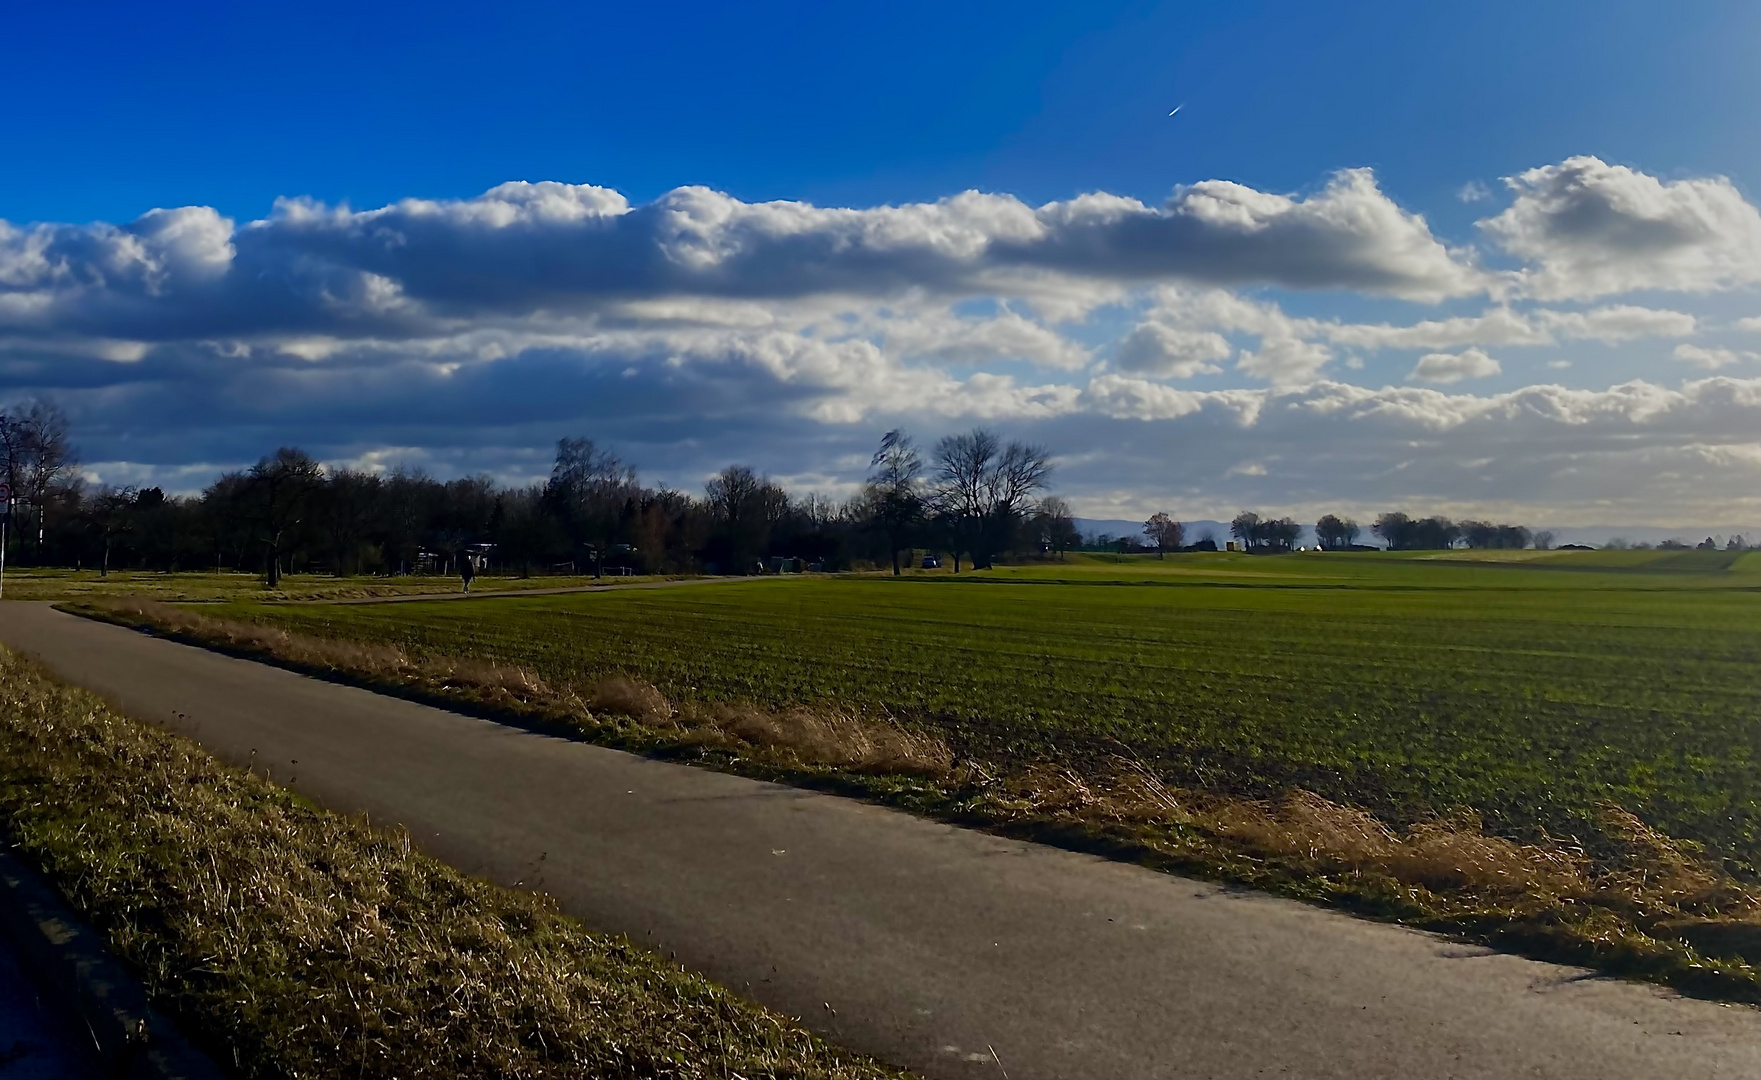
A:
[0,482,10,503]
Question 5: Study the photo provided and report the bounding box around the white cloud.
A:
[1113,323,1230,378]
[1539,304,1698,342]
[0,169,1485,351]
[1321,307,1547,351]
[1479,156,1761,300]
[1140,286,1694,357]
[1457,180,1493,203]
[860,308,1091,370]
[8,157,1761,527]
[1236,335,1332,384]
[1409,347,1502,384]
[1047,375,1761,524]
[1082,374,1207,420]
[1673,344,1755,369]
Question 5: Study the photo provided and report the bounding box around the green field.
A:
[0,568,673,603]
[212,549,1761,876]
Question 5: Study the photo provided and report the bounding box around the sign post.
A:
[0,482,10,600]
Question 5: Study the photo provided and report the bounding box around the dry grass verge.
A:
[83,599,951,779]
[0,645,900,1080]
[968,762,1761,995]
[75,598,1761,1001]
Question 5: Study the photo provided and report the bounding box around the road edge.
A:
[0,844,228,1080]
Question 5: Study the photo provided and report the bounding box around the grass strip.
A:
[0,645,901,1080]
[70,596,1761,1005]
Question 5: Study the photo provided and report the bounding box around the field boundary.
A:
[61,597,1761,1006]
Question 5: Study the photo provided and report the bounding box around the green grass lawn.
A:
[209,549,1761,877]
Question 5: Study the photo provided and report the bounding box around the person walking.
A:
[460,552,476,594]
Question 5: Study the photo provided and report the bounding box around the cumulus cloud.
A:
[1048,375,1761,524]
[1131,285,1695,367]
[863,307,1091,370]
[1112,324,1230,378]
[1538,304,1698,342]
[1673,344,1756,370]
[1457,180,1493,204]
[5,157,1761,525]
[1408,347,1502,384]
[0,169,1484,352]
[1319,304,1695,352]
[1236,335,1332,384]
[1480,156,1761,300]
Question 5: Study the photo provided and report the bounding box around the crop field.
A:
[210,549,1761,876]
[0,568,671,603]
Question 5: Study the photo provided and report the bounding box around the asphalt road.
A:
[3,602,1759,1079]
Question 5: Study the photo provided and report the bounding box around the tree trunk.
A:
[891,545,901,576]
[265,538,282,587]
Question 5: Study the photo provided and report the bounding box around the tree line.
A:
[1235,511,1550,552]
[1114,510,1558,555]
[9,396,1737,577]
[0,404,1072,581]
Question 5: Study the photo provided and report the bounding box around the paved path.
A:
[3,602,1758,1079]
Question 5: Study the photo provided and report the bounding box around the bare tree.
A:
[1315,514,1359,551]
[85,486,137,577]
[246,448,324,587]
[22,401,76,555]
[1143,512,1183,558]
[930,429,994,572]
[864,429,923,576]
[1230,511,1260,551]
[1032,496,1080,557]
[1231,511,1300,553]
[705,465,788,573]
[0,398,79,562]
[1372,511,1411,550]
[317,470,382,575]
[545,437,638,576]
[931,428,1053,570]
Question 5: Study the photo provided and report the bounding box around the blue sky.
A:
[9,2,1759,222]
[4,2,1761,528]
